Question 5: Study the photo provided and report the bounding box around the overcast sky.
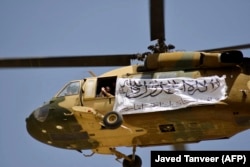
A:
[0,0,250,167]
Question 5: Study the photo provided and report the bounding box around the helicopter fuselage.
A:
[26,51,250,155]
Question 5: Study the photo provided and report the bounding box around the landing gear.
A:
[110,146,142,167]
[122,145,141,167]
[122,154,142,167]
[80,146,142,167]
[103,111,123,129]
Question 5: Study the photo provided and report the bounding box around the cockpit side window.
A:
[57,81,80,97]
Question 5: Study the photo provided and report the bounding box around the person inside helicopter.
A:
[99,86,114,97]
[66,84,79,95]
[57,81,80,97]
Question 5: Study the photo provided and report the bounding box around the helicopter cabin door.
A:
[83,76,116,115]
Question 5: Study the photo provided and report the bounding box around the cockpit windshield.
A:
[57,81,80,97]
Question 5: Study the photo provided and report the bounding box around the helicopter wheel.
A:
[122,154,142,167]
[103,111,123,129]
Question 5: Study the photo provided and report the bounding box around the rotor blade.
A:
[0,54,138,68]
[150,0,165,41]
[198,43,250,52]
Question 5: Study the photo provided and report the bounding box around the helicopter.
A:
[0,0,249,167]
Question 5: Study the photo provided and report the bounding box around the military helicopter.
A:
[1,0,250,167]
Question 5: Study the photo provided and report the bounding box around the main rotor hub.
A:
[148,39,175,53]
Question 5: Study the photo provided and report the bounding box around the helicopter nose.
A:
[26,112,38,139]
[26,105,50,141]
[26,111,42,142]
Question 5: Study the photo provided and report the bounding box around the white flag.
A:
[113,75,227,114]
